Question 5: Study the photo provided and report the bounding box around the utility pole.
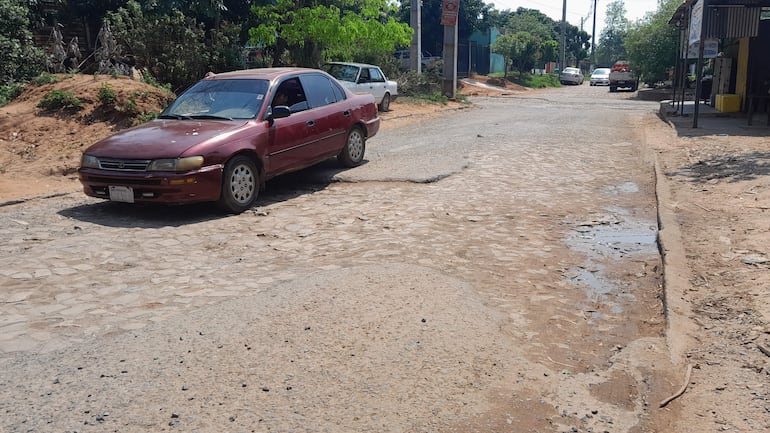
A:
[560,0,567,70]
[591,0,597,70]
[410,0,421,73]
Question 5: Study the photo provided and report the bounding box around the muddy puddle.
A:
[565,202,659,318]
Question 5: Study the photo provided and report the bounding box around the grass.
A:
[488,71,562,88]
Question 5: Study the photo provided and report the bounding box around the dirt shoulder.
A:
[642,113,770,432]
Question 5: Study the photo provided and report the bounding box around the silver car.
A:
[559,67,584,85]
[589,68,611,86]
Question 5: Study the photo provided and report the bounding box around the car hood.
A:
[84,119,249,159]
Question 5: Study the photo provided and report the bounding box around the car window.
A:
[163,78,268,119]
[272,77,308,113]
[368,68,385,83]
[322,63,360,83]
[359,68,371,83]
[300,73,344,108]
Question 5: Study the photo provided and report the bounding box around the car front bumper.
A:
[78,164,224,205]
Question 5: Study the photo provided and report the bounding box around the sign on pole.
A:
[689,0,704,45]
[441,0,459,26]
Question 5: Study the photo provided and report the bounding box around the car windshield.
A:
[592,69,610,76]
[322,64,359,83]
[563,68,580,74]
[161,78,269,120]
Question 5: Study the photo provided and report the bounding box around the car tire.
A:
[337,126,365,168]
[378,93,390,112]
[217,154,259,214]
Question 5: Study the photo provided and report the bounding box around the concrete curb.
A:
[651,143,699,365]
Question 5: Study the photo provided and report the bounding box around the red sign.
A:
[441,0,459,26]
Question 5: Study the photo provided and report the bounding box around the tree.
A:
[564,25,590,67]
[106,1,242,91]
[624,0,681,84]
[595,0,628,66]
[250,0,412,67]
[0,0,45,86]
[491,33,515,79]
[506,7,556,40]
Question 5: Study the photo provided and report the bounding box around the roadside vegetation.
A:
[1,0,680,109]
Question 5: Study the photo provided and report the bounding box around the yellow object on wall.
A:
[716,94,741,112]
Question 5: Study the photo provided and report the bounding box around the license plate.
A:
[108,186,135,203]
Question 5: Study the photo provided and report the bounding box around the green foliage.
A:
[624,0,681,84]
[0,82,24,107]
[493,31,541,78]
[395,70,442,97]
[518,73,561,88]
[596,0,629,66]
[31,73,61,86]
[0,0,45,86]
[97,83,117,105]
[37,90,82,111]
[488,71,561,89]
[140,70,172,92]
[413,92,448,103]
[106,1,243,92]
[250,0,412,67]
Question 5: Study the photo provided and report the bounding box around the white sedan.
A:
[559,67,584,85]
[323,62,398,112]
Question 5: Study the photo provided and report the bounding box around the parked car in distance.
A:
[560,67,584,85]
[394,49,442,70]
[589,68,611,86]
[78,68,380,214]
[322,62,397,112]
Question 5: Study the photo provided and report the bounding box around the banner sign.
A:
[687,38,719,59]
[689,0,704,45]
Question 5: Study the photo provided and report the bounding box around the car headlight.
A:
[147,156,204,172]
[81,154,100,169]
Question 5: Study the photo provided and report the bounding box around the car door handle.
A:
[306,120,315,127]
[343,110,350,117]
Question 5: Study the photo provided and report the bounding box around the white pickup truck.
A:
[609,60,639,92]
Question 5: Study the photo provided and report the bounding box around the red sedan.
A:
[78,68,380,213]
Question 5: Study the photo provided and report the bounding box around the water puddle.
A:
[564,191,660,318]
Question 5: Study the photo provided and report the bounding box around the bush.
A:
[396,70,442,97]
[517,73,561,89]
[106,1,243,92]
[0,82,24,107]
[31,73,60,86]
[97,83,117,105]
[0,1,45,86]
[37,90,81,111]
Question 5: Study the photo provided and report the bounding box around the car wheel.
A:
[218,155,259,214]
[378,94,390,112]
[338,126,365,167]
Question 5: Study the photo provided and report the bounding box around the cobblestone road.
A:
[0,86,676,433]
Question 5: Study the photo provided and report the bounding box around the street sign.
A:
[441,0,458,26]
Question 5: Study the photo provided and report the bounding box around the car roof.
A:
[324,61,378,69]
[204,67,316,81]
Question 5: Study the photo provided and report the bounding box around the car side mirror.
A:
[266,106,291,125]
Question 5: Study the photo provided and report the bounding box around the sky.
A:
[487,0,662,38]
